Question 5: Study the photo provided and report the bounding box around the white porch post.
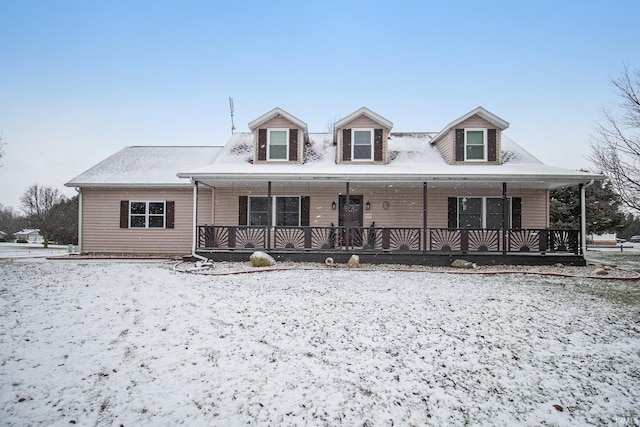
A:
[192,181,199,255]
[580,180,595,255]
[580,181,595,256]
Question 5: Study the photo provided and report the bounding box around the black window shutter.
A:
[342,129,351,161]
[455,129,464,161]
[488,129,497,162]
[238,196,248,225]
[301,196,310,226]
[448,197,458,228]
[166,201,175,229]
[512,197,522,229]
[258,129,267,161]
[289,129,298,162]
[120,201,129,228]
[374,128,383,161]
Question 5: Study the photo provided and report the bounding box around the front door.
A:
[339,195,363,246]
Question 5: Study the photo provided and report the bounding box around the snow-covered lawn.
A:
[1,259,639,426]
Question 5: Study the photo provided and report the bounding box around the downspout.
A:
[191,181,208,263]
[75,187,82,253]
[580,179,595,256]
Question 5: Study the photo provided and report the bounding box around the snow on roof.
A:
[178,130,599,188]
[68,123,598,190]
[66,146,223,187]
[15,229,41,235]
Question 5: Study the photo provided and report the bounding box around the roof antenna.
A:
[229,97,236,135]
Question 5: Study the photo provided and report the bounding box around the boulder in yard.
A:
[451,259,476,269]
[347,254,360,268]
[249,251,276,267]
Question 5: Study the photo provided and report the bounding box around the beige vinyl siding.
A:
[253,116,304,164]
[212,186,548,230]
[336,116,389,164]
[197,187,213,224]
[433,132,453,163]
[520,189,549,228]
[81,187,194,255]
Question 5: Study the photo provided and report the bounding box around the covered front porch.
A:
[189,178,589,266]
[195,224,583,266]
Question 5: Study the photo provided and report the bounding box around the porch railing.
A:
[198,225,581,255]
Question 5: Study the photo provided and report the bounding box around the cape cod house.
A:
[66,106,600,265]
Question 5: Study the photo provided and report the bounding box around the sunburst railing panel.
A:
[467,229,500,252]
[234,227,266,249]
[199,225,229,248]
[509,230,540,252]
[196,226,580,255]
[429,229,461,251]
[388,228,421,251]
[550,230,580,253]
[274,227,306,249]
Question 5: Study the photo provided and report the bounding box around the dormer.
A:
[334,107,393,164]
[248,107,308,164]
[430,107,509,165]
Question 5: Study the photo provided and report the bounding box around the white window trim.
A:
[351,128,374,161]
[267,128,289,161]
[464,128,487,162]
[458,197,511,229]
[129,201,166,229]
[248,195,301,227]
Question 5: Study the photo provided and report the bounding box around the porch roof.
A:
[178,132,601,189]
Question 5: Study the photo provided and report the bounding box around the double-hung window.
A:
[130,201,166,228]
[465,129,487,161]
[248,196,300,226]
[458,197,510,229]
[267,129,289,161]
[249,197,270,226]
[352,128,373,161]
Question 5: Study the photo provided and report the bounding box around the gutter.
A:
[581,179,595,256]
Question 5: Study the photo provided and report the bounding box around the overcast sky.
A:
[1,0,638,209]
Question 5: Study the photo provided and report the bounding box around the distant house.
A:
[66,106,601,265]
[15,229,44,243]
[587,233,618,245]
[0,231,7,242]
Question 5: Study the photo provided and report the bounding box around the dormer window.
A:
[353,128,374,161]
[267,128,289,161]
[465,129,487,161]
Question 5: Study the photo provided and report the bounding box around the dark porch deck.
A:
[195,225,585,266]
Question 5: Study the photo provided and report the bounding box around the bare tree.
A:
[20,184,67,247]
[588,65,640,213]
[0,132,5,166]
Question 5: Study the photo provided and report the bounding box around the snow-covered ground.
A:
[0,243,69,259]
[1,258,639,426]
